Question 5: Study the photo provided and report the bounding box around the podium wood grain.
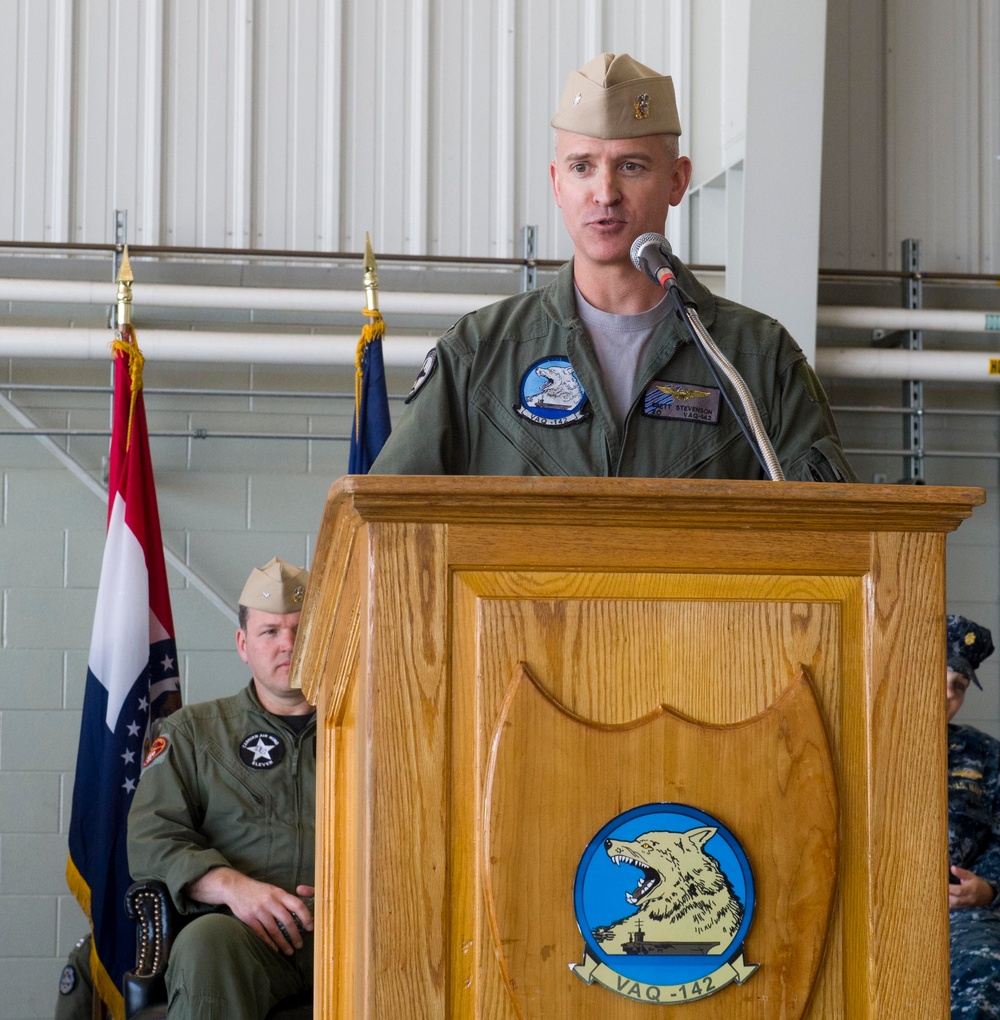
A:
[291,477,983,1019]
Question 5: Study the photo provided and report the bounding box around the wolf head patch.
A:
[572,802,758,1004]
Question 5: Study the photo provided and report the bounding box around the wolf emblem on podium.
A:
[572,803,758,1003]
[483,663,838,1017]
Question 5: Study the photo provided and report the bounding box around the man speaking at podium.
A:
[372,52,854,482]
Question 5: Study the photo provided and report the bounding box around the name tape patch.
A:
[642,380,721,424]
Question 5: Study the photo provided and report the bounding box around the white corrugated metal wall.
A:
[0,0,683,258]
[819,0,1000,273]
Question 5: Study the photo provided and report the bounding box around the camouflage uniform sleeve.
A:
[370,330,473,475]
[769,354,858,483]
[976,738,1000,906]
[126,719,231,914]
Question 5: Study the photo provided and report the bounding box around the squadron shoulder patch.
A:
[239,731,286,770]
[642,380,721,424]
[571,802,757,1005]
[404,349,438,403]
[515,356,588,426]
[59,965,77,995]
[142,735,169,768]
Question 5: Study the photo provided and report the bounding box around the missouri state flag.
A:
[66,323,181,1018]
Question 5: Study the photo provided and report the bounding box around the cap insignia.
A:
[573,92,582,107]
[965,631,976,646]
[293,585,305,604]
[633,93,651,119]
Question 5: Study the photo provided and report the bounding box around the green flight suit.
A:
[54,934,94,1020]
[372,258,855,482]
[127,682,315,1019]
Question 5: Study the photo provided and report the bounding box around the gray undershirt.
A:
[574,286,674,425]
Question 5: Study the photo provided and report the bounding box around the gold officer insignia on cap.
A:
[965,631,976,646]
[633,93,651,120]
[239,556,310,614]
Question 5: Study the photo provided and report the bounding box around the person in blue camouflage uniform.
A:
[946,614,1000,1019]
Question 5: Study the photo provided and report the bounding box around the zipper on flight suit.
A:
[288,729,305,888]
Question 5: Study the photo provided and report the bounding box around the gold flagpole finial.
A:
[116,245,134,329]
[363,232,379,315]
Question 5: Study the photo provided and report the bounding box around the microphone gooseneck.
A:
[629,232,785,482]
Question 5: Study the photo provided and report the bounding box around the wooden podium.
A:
[290,477,982,1019]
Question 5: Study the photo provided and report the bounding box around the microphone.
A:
[630,232,677,290]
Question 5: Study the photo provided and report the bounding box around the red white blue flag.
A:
[66,324,181,1018]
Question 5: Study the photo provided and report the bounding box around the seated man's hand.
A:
[949,865,995,909]
[186,867,315,955]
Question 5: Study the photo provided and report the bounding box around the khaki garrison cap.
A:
[551,53,682,139]
[239,557,309,614]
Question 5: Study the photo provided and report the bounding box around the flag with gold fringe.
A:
[348,234,392,472]
[66,290,181,1018]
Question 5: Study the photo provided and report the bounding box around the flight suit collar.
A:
[540,254,718,329]
[242,680,316,740]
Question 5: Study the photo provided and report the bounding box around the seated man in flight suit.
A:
[128,557,315,1020]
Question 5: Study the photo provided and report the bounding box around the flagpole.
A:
[116,246,133,330]
[348,234,391,472]
[363,230,379,321]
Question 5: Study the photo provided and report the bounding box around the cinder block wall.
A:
[1,358,997,1019]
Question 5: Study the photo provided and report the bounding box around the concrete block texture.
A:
[0,896,57,956]
[154,469,251,532]
[0,956,67,1019]
[0,834,72,895]
[2,470,106,531]
[0,712,82,772]
[0,652,65,709]
[184,650,253,705]
[0,528,66,588]
[249,473,333,532]
[5,588,97,651]
[0,773,61,833]
[56,896,90,956]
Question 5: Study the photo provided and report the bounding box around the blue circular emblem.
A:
[571,803,757,1004]
[59,964,77,995]
[515,356,587,427]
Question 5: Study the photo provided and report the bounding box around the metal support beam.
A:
[901,238,924,483]
[521,225,537,292]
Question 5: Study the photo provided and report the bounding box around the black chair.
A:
[123,880,312,1019]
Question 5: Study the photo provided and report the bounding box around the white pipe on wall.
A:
[3,328,1000,382]
[0,279,507,316]
[0,327,433,366]
[816,347,1000,382]
[818,305,1000,333]
[4,279,1000,336]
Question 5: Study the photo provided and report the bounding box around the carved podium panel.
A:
[290,477,983,1019]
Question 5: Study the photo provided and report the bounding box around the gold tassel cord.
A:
[354,310,385,434]
[109,327,145,452]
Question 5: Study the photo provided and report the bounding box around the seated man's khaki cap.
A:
[239,557,309,614]
[551,52,681,139]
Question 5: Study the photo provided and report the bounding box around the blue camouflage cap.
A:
[946,614,994,690]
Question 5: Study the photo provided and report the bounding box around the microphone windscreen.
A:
[630,232,671,272]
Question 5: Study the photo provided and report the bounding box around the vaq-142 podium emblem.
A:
[571,803,758,1004]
